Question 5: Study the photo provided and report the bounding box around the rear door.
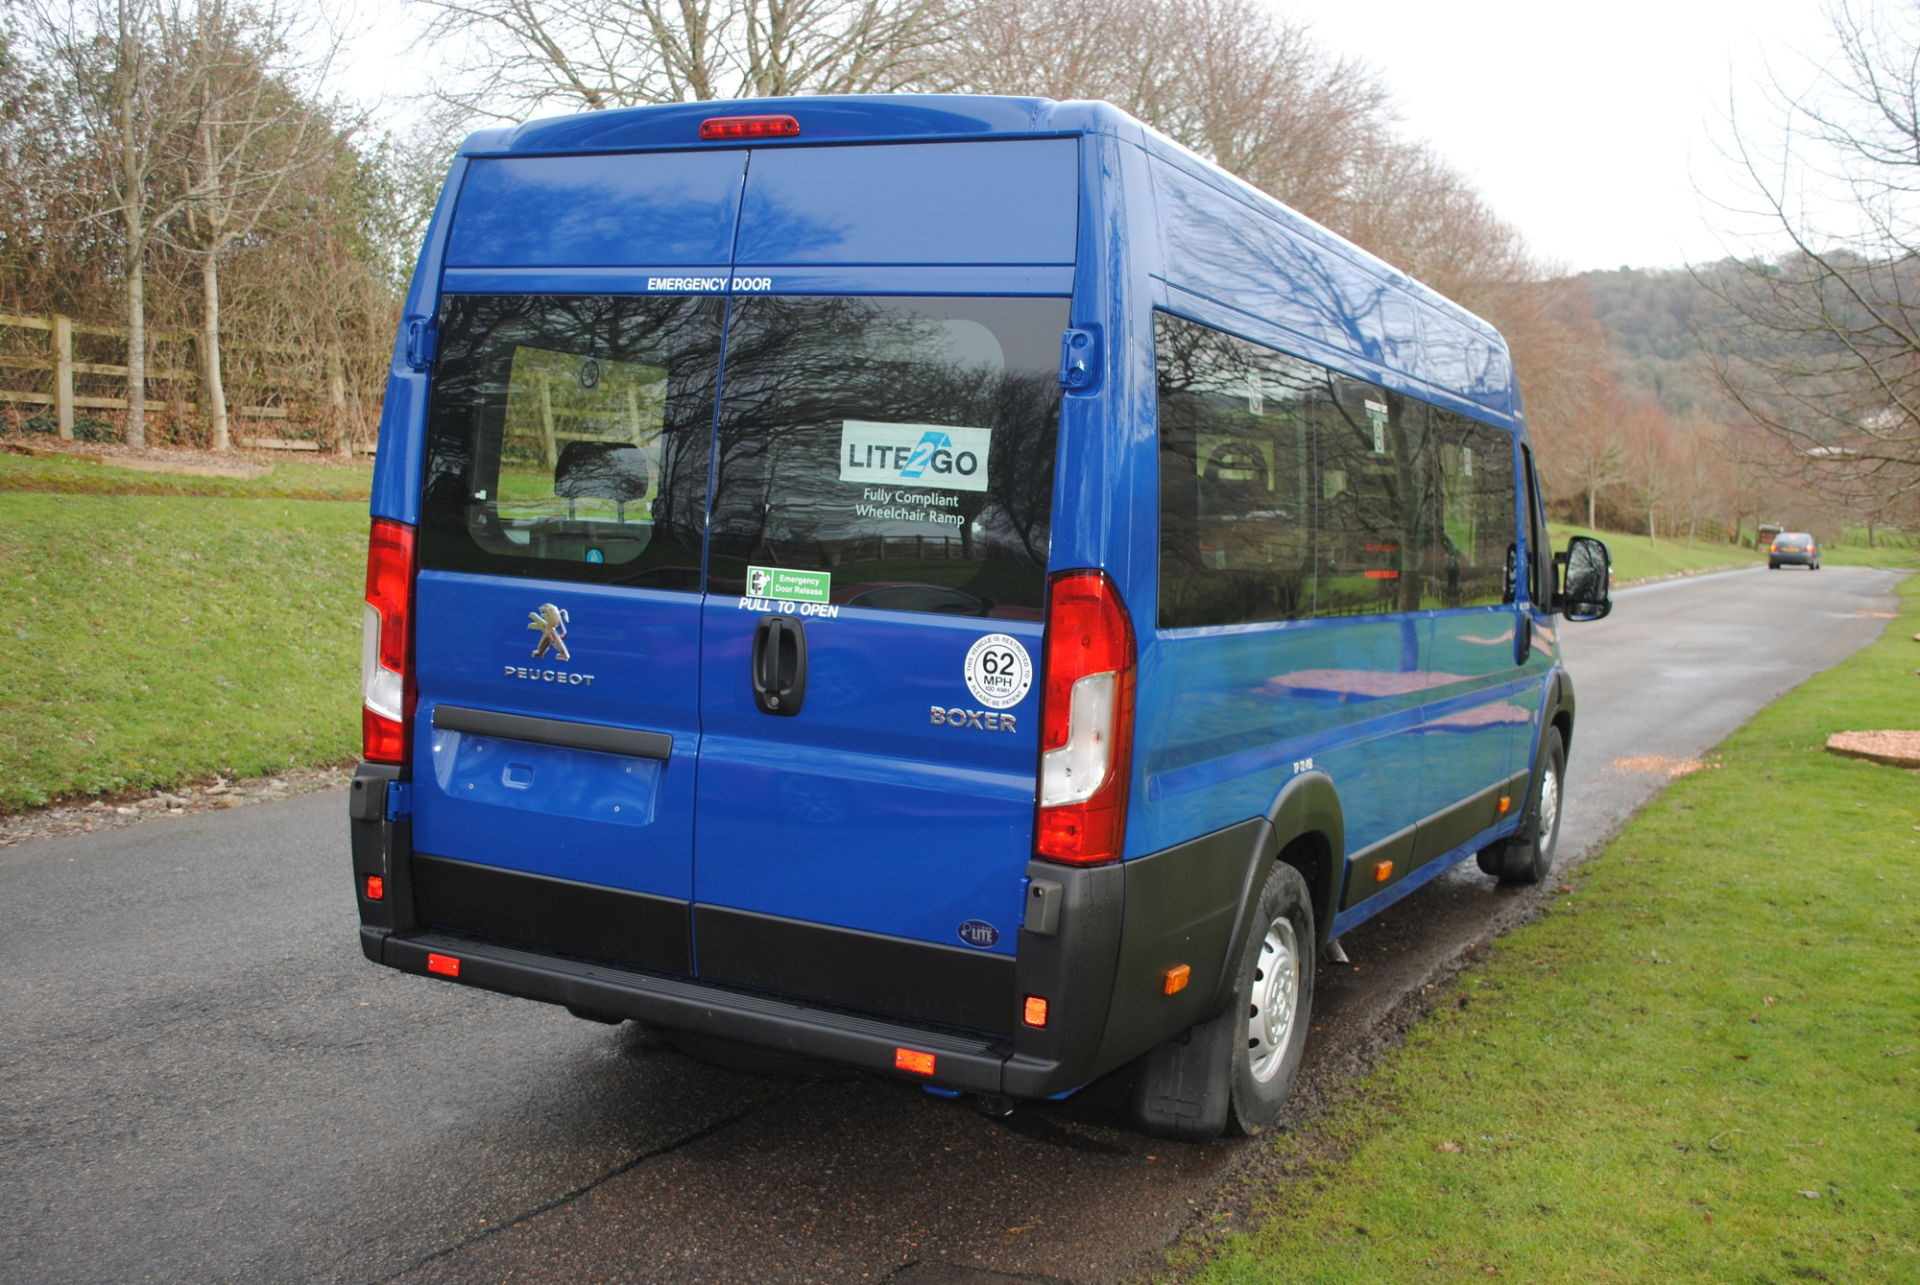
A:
[406,151,744,974]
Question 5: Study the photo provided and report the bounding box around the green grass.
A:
[1185,577,1920,1283]
[1551,523,1762,584]
[1821,541,1920,571]
[0,446,372,500]
[0,494,366,810]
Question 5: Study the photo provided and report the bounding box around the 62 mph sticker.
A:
[963,634,1033,710]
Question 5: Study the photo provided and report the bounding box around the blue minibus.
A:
[349,95,1612,1141]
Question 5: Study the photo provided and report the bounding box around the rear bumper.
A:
[349,763,1264,1100]
[362,924,1059,1094]
[1770,551,1816,566]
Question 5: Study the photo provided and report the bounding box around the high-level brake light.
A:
[1036,570,1136,866]
[362,518,416,763]
[699,114,801,141]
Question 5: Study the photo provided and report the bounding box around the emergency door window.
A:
[706,296,1070,617]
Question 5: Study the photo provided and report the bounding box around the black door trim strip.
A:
[431,705,672,760]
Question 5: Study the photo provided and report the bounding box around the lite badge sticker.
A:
[839,420,991,493]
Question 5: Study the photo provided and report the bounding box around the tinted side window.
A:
[1155,312,1439,628]
[1434,410,1518,607]
[706,296,1069,618]
[419,294,720,590]
[1522,444,1553,606]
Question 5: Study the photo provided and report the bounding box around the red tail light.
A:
[1036,570,1135,865]
[362,518,416,763]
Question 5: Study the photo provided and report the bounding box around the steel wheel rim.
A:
[1538,761,1561,851]
[1246,915,1300,1083]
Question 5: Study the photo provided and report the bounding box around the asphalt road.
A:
[1,565,1905,1284]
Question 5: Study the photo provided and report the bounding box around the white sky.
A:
[1296,0,1841,273]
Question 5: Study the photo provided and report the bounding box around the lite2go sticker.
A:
[963,634,1032,710]
[957,920,1000,949]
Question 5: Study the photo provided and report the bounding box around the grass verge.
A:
[1186,576,1920,1283]
[0,493,365,810]
[1821,541,1920,571]
[0,444,372,500]
[1550,523,1762,584]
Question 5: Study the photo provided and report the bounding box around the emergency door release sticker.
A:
[839,420,991,493]
[747,565,831,603]
[964,633,1033,710]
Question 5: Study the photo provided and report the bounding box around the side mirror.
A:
[1554,535,1612,621]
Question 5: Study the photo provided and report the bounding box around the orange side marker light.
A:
[1022,996,1050,1028]
[365,874,385,901]
[426,952,461,978]
[894,1047,937,1076]
[1373,860,1394,884]
[1497,795,1513,815]
[1162,964,1191,995]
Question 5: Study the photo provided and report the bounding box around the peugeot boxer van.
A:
[349,95,1613,1141]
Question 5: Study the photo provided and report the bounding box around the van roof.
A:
[460,95,1141,157]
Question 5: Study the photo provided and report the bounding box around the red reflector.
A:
[426,952,460,978]
[365,874,384,901]
[1362,569,1400,580]
[699,114,800,141]
[894,1047,936,1076]
[1022,996,1050,1028]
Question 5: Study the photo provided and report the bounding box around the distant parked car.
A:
[1769,532,1821,570]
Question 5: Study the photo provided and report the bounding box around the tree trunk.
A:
[200,253,230,451]
[1586,487,1596,530]
[328,348,351,458]
[125,252,147,448]
[119,45,146,450]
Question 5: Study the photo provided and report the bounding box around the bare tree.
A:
[412,0,959,118]
[22,0,212,447]
[164,0,342,450]
[1708,0,1920,512]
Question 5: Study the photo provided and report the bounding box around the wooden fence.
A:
[0,310,372,452]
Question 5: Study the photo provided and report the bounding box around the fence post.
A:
[52,314,75,441]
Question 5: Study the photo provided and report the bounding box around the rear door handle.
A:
[751,615,808,716]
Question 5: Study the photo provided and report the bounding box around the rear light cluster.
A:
[1036,570,1136,866]
[362,518,417,764]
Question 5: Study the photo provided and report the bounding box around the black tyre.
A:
[1769,561,1780,569]
[1132,862,1315,1141]
[1494,727,1565,885]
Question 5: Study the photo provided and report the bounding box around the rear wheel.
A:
[1132,862,1315,1141]
[1493,727,1565,885]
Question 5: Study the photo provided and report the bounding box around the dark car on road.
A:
[1769,531,1821,570]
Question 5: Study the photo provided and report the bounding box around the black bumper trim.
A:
[374,928,1079,1095]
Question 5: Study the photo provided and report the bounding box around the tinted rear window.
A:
[418,293,1068,614]
[418,294,720,590]
[707,296,1069,617]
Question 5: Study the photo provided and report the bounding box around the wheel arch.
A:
[1244,771,1343,967]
